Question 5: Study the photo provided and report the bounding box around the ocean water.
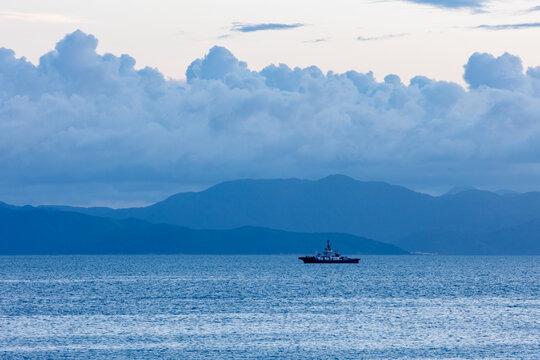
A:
[0,255,538,359]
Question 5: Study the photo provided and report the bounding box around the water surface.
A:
[0,255,538,359]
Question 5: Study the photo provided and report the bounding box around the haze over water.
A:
[1,255,538,359]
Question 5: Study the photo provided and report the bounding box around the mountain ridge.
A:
[0,204,407,255]
[22,174,540,254]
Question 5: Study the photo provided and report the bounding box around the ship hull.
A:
[298,256,360,264]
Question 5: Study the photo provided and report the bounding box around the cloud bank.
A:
[2,30,540,204]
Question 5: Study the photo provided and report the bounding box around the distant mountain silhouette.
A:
[444,185,477,196]
[0,205,406,255]
[398,218,540,255]
[44,175,435,241]
[494,189,521,196]
[40,175,540,254]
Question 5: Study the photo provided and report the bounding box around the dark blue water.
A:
[0,255,538,359]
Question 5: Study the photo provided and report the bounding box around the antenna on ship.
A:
[327,239,331,250]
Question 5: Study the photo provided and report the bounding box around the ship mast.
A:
[325,240,333,258]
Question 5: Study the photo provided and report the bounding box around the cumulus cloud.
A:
[231,23,304,32]
[2,30,540,204]
[463,52,526,90]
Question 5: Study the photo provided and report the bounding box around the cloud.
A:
[0,10,81,24]
[463,52,526,90]
[3,30,540,204]
[303,38,328,43]
[357,33,408,41]
[476,22,540,30]
[526,6,540,12]
[400,0,486,9]
[231,23,304,32]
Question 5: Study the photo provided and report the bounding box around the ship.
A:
[299,240,360,263]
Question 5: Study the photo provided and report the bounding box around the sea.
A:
[0,255,538,359]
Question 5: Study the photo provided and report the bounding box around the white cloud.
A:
[2,30,540,204]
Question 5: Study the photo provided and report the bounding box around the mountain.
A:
[41,175,540,255]
[494,189,521,196]
[43,175,436,242]
[444,185,477,195]
[398,219,540,255]
[0,205,406,255]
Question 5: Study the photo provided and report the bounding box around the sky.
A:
[1,0,540,206]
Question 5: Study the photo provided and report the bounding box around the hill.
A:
[41,175,540,254]
[43,175,435,241]
[398,219,540,255]
[0,205,406,255]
